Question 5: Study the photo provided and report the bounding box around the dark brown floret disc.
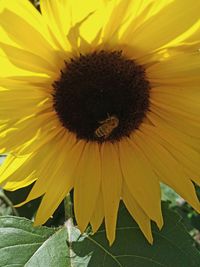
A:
[53,50,150,142]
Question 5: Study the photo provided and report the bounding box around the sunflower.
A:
[0,0,200,245]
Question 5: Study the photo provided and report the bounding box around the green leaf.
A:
[70,203,200,267]
[0,189,19,216]
[0,216,69,267]
[1,203,200,267]
[161,183,179,207]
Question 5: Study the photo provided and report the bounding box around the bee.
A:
[95,114,119,139]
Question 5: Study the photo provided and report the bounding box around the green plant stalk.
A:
[0,190,19,216]
[64,193,73,221]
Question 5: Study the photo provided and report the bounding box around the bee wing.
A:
[99,119,107,124]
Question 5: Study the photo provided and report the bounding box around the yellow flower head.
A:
[0,0,200,245]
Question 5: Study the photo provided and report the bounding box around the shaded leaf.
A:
[70,202,200,267]
[0,190,18,216]
[161,183,179,207]
[0,216,69,267]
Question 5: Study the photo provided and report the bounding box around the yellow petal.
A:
[148,102,200,138]
[34,138,81,225]
[151,86,200,103]
[0,0,52,45]
[16,132,80,208]
[143,119,200,185]
[4,173,36,191]
[147,111,200,151]
[34,183,68,226]
[0,47,34,77]
[0,86,48,119]
[40,0,71,50]
[18,125,62,156]
[119,1,155,45]
[149,82,200,136]
[0,42,57,75]
[150,89,200,120]
[69,0,107,44]
[101,143,122,245]
[0,8,63,68]
[2,129,62,187]
[122,181,153,244]
[166,20,200,48]
[184,20,200,44]
[0,153,32,186]
[0,112,57,153]
[119,138,163,228]
[148,52,200,82]
[90,191,104,233]
[103,0,133,42]
[74,142,101,233]
[122,0,200,57]
[34,136,82,225]
[41,0,104,52]
[2,75,51,86]
[135,125,200,213]
[104,0,170,44]
[0,77,50,92]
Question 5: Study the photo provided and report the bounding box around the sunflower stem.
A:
[64,193,73,221]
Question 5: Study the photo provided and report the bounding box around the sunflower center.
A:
[53,50,150,142]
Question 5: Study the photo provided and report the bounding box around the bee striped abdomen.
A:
[95,115,119,139]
